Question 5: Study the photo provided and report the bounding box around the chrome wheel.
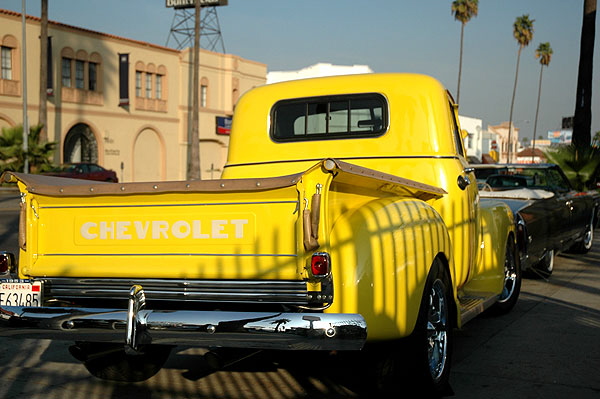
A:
[490,237,521,314]
[371,260,453,395]
[427,279,449,381]
[541,249,555,274]
[498,243,518,303]
[568,217,595,254]
[582,224,593,251]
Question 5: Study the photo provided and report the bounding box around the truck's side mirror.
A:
[461,129,469,139]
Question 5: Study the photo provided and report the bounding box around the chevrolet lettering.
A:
[1,74,521,395]
[79,219,250,241]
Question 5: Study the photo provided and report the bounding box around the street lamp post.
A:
[21,0,29,173]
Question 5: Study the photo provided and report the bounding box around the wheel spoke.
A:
[426,280,448,380]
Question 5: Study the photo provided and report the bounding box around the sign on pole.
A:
[166,0,228,8]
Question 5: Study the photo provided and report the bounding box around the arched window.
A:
[89,52,102,91]
[63,123,98,164]
[201,77,209,108]
[61,47,75,88]
[1,35,18,81]
[135,61,145,98]
[60,47,102,92]
[134,61,168,112]
[157,65,167,100]
[0,35,20,96]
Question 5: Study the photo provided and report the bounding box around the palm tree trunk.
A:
[572,0,596,150]
[456,23,465,104]
[188,1,201,180]
[508,46,522,163]
[532,63,544,163]
[39,0,48,143]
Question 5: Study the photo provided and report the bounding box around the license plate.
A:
[0,281,42,307]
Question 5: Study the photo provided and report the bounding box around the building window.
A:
[61,57,72,87]
[1,46,12,80]
[135,71,142,97]
[155,74,162,99]
[201,85,207,107]
[145,73,152,98]
[134,62,167,111]
[88,62,97,91]
[75,60,85,89]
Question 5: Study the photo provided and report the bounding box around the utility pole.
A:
[21,0,29,173]
[166,0,228,179]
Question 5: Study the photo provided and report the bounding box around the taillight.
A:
[0,251,15,275]
[311,252,331,277]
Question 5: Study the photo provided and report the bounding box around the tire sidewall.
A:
[410,259,454,395]
[491,237,522,314]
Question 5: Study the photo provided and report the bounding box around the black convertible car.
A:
[473,163,599,277]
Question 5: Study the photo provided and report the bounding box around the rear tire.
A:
[69,342,172,382]
[568,220,594,254]
[373,259,454,397]
[490,236,521,315]
[533,249,555,277]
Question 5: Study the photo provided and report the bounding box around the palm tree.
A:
[531,42,553,163]
[593,131,600,147]
[572,0,597,151]
[187,0,201,180]
[451,0,479,105]
[0,124,57,174]
[544,144,600,191]
[508,14,534,163]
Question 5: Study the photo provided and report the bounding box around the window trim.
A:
[75,59,85,89]
[88,62,97,91]
[155,74,162,99]
[1,46,12,80]
[61,57,72,88]
[145,72,152,99]
[200,84,207,107]
[270,93,389,143]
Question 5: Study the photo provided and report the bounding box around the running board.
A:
[459,294,499,325]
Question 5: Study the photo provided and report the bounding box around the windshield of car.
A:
[484,166,571,192]
[64,165,79,172]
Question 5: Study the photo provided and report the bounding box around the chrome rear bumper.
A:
[0,285,367,351]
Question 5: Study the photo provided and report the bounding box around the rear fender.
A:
[326,197,452,341]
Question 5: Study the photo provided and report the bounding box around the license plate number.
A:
[0,281,42,307]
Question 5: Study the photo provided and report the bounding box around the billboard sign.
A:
[547,129,572,144]
[166,0,228,8]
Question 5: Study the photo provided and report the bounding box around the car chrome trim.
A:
[38,200,299,209]
[223,155,460,169]
[40,278,310,304]
[0,292,367,352]
[42,253,298,257]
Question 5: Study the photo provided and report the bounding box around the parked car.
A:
[43,163,118,183]
[473,163,599,277]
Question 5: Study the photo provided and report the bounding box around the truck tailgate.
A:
[9,173,302,280]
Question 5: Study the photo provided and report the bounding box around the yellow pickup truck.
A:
[0,73,519,395]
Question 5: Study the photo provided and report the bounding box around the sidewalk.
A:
[0,187,19,211]
[448,232,600,398]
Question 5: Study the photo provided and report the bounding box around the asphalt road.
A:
[0,191,599,398]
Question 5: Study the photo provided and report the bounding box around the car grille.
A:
[41,278,310,305]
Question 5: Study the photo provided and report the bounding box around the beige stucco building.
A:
[488,122,520,164]
[0,9,266,181]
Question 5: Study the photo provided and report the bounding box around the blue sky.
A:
[6,0,600,141]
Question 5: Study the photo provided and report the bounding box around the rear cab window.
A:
[271,93,388,142]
